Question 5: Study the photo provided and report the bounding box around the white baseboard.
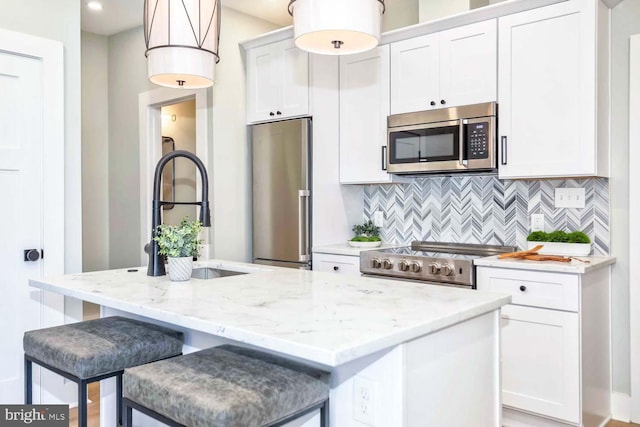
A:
[611,392,631,422]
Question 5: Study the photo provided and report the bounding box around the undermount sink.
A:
[191,267,248,280]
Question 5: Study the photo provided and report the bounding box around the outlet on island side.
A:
[531,214,545,232]
[353,375,377,426]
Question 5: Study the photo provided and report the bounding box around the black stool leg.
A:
[124,400,133,427]
[24,355,32,404]
[78,379,88,427]
[117,373,123,426]
[320,399,329,427]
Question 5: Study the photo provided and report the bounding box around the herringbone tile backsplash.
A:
[363,176,610,255]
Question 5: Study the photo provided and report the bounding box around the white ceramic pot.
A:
[527,241,591,256]
[167,256,193,281]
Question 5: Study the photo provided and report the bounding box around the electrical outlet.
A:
[555,187,586,208]
[373,211,384,227]
[531,214,544,232]
[353,375,376,426]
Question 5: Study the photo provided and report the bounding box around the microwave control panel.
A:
[467,122,489,159]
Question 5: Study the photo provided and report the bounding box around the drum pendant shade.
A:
[144,0,221,88]
[288,0,385,55]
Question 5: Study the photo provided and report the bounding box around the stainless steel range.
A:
[360,242,516,289]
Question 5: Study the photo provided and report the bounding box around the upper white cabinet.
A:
[246,39,309,124]
[498,0,609,179]
[339,45,406,184]
[390,20,497,115]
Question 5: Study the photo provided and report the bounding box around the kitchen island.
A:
[30,259,510,426]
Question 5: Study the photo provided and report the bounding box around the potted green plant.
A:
[348,219,382,248]
[526,230,591,256]
[154,218,203,281]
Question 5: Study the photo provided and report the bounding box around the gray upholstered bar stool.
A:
[123,345,330,427]
[24,316,184,427]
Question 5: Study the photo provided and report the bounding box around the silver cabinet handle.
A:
[459,119,468,168]
[381,146,388,171]
[298,190,310,262]
[501,136,508,165]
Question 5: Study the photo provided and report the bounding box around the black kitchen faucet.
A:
[146,150,211,276]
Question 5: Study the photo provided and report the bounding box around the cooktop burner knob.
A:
[428,263,440,274]
[371,258,382,269]
[382,259,393,270]
[411,262,423,273]
[441,264,454,276]
[398,260,410,272]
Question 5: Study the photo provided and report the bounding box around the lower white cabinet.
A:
[501,304,580,423]
[313,253,360,275]
[477,265,610,426]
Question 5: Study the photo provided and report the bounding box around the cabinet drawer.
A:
[476,267,579,312]
[313,253,360,275]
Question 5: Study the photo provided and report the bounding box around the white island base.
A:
[99,307,500,427]
[30,262,508,426]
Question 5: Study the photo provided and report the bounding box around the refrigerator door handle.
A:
[298,189,311,262]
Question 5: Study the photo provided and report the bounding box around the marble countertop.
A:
[312,243,403,256]
[474,255,616,274]
[30,259,510,367]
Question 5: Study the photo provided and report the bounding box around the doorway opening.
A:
[139,88,211,263]
[160,99,198,226]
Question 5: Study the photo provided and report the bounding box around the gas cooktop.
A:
[360,241,516,288]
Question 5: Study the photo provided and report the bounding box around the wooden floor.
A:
[68,382,100,427]
[66,389,638,427]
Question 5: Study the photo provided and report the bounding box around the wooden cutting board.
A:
[497,245,544,259]
[522,254,572,263]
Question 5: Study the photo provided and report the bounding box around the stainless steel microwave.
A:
[386,102,497,174]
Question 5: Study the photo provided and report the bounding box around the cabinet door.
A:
[339,45,393,184]
[390,33,439,114]
[501,304,580,424]
[439,20,497,108]
[280,39,309,119]
[498,1,596,178]
[247,42,280,123]
[246,39,309,123]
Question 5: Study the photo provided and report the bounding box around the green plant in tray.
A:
[351,219,381,242]
[526,230,590,244]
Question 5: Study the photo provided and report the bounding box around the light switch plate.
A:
[555,188,586,209]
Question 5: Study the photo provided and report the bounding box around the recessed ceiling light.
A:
[87,1,103,11]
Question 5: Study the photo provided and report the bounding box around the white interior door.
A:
[0,50,44,403]
[0,28,65,405]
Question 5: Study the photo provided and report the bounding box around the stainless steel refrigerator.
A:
[251,118,311,269]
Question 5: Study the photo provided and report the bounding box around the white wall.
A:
[383,0,419,31]
[161,100,197,226]
[610,0,640,396]
[107,27,155,269]
[81,31,110,272]
[211,8,278,261]
[0,0,82,276]
[419,0,471,22]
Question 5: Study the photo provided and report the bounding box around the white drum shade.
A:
[288,0,385,55]
[144,0,220,88]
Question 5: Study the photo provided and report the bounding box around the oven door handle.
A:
[459,119,468,168]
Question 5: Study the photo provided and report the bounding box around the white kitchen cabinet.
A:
[390,20,497,115]
[477,265,611,426]
[339,45,406,184]
[246,38,309,124]
[313,253,360,275]
[497,0,609,179]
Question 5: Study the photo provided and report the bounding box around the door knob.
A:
[430,101,436,106]
[24,249,41,262]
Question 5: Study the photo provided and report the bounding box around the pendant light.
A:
[144,0,221,89]
[287,0,385,55]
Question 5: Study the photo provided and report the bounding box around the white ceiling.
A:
[81,0,291,36]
